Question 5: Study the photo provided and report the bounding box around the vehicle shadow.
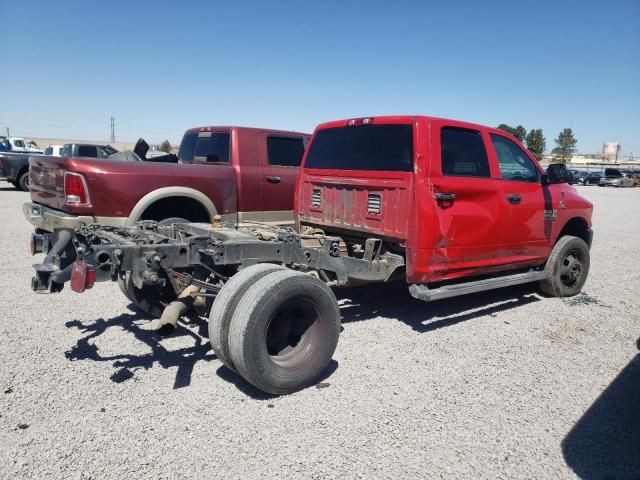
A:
[64,282,541,396]
[336,281,542,332]
[561,354,640,479]
[0,185,22,192]
[65,310,215,389]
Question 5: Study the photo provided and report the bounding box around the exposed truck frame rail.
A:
[31,221,405,294]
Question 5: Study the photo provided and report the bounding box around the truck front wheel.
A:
[227,270,341,395]
[539,235,590,297]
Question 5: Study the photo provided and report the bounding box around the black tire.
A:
[209,263,285,372]
[124,272,178,318]
[18,171,30,191]
[539,235,590,297]
[227,270,341,395]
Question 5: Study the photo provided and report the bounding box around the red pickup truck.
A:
[23,126,309,232]
[30,115,593,394]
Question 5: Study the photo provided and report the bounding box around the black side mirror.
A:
[546,163,571,184]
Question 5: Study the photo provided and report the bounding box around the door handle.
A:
[507,193,522,204]
[266,176,281,184]
[435,192,455,203]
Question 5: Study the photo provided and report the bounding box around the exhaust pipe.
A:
[155,284,201,333]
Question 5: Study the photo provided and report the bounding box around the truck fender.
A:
[126,186,218,226]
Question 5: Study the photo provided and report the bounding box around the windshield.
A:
[305,124,414,172]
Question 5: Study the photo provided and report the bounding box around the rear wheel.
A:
[539,235,590,297]
[209,263,285,372]
[18,172,30,191]
[118,217,189,311]
[227,270,341,395]
[125,272,178,318]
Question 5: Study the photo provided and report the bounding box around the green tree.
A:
[497,124,526,142]
[551,128,577,164]
[525,129,546,161]
[159,140,172,153]
[497,123,518,137]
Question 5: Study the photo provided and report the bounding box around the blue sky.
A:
[1,0,638,156]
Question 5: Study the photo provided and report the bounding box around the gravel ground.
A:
[1,184,639,479]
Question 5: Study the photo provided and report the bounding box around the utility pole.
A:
[5,127,9,137]
[110,116,115,143]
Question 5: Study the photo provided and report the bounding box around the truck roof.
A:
[184,126,310,136]
[315,115,504,135]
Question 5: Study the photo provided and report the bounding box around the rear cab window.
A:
[179,131,230,164]
[77,145,98,158]
[305,124,413,171]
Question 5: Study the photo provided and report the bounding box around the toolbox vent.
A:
[311,188,322,207]
[367,193,382,214]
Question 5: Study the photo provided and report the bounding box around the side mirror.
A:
[546,163,572,184]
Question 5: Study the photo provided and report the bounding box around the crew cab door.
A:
[428,123,505,278]
[257,134,306,224]
[487,132,554,264]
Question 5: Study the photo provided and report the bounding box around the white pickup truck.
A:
[0,137,44,154]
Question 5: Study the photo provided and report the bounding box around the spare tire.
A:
[227,270,341,395]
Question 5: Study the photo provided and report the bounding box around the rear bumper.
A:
[23,202,94,231]
[23,202,127,232]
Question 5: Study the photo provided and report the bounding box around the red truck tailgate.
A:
[29,156,67,210]
[298,170,413,241]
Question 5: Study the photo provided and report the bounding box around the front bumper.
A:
[23,202,96,232]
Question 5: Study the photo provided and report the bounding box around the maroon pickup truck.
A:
[23,126,309,232]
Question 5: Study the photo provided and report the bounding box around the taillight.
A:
[64,172,91,206]
[70,261,96,293]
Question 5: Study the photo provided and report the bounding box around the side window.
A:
[267,136,305,167]
[78,145,98,158]
[194,132,230,163]
[440,127,490,177]
[44,147,52,155]
[490,134,539,183]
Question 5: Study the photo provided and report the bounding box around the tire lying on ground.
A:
[539,235,590,297]
[118,217,189,315]
[227,269,341,395]
[209,263,286,373]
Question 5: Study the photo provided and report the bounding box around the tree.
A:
[497,124,526,142]
[497,123,518,137]
[159,140,172,153]
[551,128,577,164]
[525,129,546,161]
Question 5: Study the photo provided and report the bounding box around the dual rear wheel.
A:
[209,265,341,395]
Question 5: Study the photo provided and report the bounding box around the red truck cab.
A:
[296,115,593,284]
